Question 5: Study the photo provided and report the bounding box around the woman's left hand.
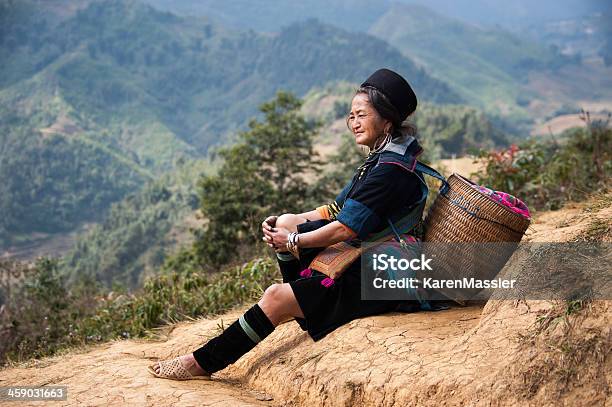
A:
[262,226,290,251]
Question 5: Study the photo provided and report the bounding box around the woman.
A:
[148,68,427,380]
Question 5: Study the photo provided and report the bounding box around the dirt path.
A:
[0,305,483,407]
[0,318,275,406]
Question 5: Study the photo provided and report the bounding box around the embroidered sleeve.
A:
[316,201,342,220]
[316,178,354,221]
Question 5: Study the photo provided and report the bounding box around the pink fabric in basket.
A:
[472,185,531,219]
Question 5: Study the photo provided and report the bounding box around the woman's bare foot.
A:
[151,353,209,377]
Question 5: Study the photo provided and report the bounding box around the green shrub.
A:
[0,258,93,362]
[0,257,278,365]
[474,114,610,210]
[79,257,278,340]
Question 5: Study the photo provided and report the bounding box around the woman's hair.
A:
[346,85,417,151]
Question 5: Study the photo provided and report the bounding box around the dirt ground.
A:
[0,194,609,406]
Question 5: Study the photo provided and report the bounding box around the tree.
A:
[193,92,324,268]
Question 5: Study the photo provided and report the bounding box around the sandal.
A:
[147,357,211,381]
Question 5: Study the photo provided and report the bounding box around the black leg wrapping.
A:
[193,304,275,374]
[276,251,301,283]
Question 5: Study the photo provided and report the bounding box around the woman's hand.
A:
[261,215,279,249]
[262,224,290,252]
[262,215,278,229]
[269,227,291,252]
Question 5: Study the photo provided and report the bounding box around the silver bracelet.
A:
[286,232,300,258]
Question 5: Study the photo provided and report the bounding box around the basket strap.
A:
[415,161,450,194]
[372,160,447,243]
[384,203,430,308]
[384,199,426,243]
[379,161,434,242]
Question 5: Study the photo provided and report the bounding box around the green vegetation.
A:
[0,258,87,363]
[0,256,278,365]
[415,103,508,158]
[0,125,147,247]
[58,91,341,290]
[58,91,334,288]
[474,113,611,210]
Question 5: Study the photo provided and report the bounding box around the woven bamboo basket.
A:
[421,173,530,303]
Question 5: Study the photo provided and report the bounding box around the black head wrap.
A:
[361,68,418,121]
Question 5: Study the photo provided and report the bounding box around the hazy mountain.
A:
[136,0,596,126]
[142,0,611,34]
[518,12,612,62]
[145,0,387,33]
[368,3,579,120]
[3,0,459,148]
[401,0,610,30]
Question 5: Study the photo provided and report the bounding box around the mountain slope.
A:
[60,160,210,289]
[145,0,389,33]
[0,72,152,246]
[400,0,609,30]
[0,0,460,248]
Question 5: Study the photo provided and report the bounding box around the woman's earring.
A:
[385,126,392,138]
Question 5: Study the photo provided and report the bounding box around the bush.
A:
[79,258,278,340]
[474,113,610,210]
[0,257,278,366]
[0,258,92,363]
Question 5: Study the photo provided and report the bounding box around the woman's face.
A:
[348,93,389,149]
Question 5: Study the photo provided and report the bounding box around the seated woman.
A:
[149,68,427,380]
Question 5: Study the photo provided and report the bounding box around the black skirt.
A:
[288,219,404,341]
